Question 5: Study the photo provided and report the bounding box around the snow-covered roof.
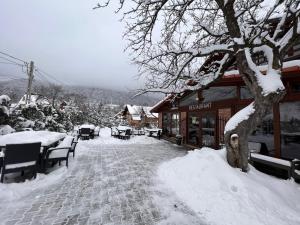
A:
[17,94,50,107]
[125,105,158,119]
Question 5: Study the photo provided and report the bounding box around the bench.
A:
[250,153,292,179]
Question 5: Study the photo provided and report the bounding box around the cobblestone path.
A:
[0,137,204,225]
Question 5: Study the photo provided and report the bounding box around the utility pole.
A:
[25,61,34,104]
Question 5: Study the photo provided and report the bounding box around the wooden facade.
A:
[151,59,300,160]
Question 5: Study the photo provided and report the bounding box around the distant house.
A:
[121,104,158,127]
[17,94,50,108]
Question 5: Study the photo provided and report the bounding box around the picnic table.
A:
[0,131,66,172]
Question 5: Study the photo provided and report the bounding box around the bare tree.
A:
[98,0,300,171]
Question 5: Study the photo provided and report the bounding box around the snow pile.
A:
[158,148,300,225]
[0,125,15,135]
[0,167,68,203]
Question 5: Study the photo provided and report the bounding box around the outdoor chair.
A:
[292,159,300,183]
[150,130,161,140]
[94,127,100,137]
[1,142,41,183]
[45,136,74,169]
[79,128,91,140]
[119,129,131,140]
[69,135,79,158]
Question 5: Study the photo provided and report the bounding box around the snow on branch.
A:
[245,47,285,96]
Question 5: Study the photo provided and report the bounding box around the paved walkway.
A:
[0,136,204,225]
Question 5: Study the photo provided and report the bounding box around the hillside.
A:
[0,79,161,106]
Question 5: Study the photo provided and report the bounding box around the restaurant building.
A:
[151,44,300,160]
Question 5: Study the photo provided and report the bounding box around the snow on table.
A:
[116,126,132,131]
[145,128,162,132]
[79,124,95,130]
[0,131,66,147]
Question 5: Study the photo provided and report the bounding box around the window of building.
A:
[179,92,198,107]
[202,86,237,102]
[240,86,253,99]
[248,108,274,155]
[188,112,200,146]
[162,113,171,135]
[280,101,300,159]
[171,113,179,135]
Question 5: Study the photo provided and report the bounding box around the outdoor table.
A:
[0,131,66,172]
[79,124,96,139]
[145,128,162,137]
[116,126,132,134]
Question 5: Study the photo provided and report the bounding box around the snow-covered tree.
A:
[99,0,300,171]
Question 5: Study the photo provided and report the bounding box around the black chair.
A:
[45,136,74,169]
[119,129,131,139]
[69,135,79,158]
[79,128,91,140]
[1,142,41,183]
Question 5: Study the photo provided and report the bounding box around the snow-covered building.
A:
[17,94,50,108]
[151,43,300,160]
[121,104,158,127]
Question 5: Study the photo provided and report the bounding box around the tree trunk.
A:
[224,52,286,171]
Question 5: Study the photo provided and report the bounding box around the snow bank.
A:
[0,125,15,135]
[158,148,300,225]
[0,167,68,204]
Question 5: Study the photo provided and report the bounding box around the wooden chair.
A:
[45,136,74,169]
[79,128,90,140]
[1,142,41,183]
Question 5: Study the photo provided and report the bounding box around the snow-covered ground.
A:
[158,148,300,225]
[1,128,299,225]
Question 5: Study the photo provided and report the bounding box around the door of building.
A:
[201,112,216,148]
[187,112,201,146]
[218,108,231,145]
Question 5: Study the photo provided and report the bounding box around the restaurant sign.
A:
[189,102,212,111]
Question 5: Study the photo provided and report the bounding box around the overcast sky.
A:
[0,0,141,90]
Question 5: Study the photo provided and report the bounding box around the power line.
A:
[0,51,27,64]
[35,67,67,85]
[0,56,25,67]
